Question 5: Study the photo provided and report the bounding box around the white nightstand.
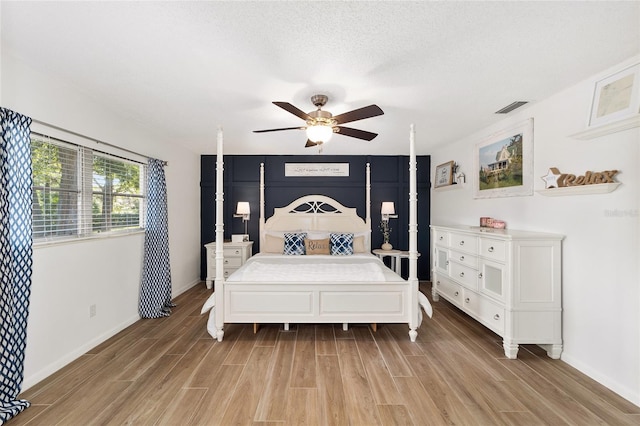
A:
[205,241,253,289]
[372,248,402,274]
[373,248,420,276]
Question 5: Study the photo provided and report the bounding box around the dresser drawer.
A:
[435,276,463,307]
[433,229,449,247]
[449,249,477,268]
[449,233,478,255]
[463,290,505,335]
[449,261,478,290]
[479,238,506,262]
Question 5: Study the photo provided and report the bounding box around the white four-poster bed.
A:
[202,125,430,342]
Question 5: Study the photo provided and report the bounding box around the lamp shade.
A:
[306,124,333,143]
[236,202,250,215]
[381,201,395,215]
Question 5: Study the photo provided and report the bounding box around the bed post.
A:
[259,162,265,249]
[214,127,225,342]
[365,162,371,251]
[408,124,419,342]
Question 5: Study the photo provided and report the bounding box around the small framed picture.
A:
[589,63,640,128]
[434,161,455,188]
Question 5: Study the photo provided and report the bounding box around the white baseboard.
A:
[173,278,202,297]
[22,314,140,391]
[561,352,640,407]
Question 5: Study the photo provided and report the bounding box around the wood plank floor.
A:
[9,282,640,425]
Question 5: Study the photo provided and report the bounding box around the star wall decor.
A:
[541,167,562,188]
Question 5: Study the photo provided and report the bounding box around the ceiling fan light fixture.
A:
[306,124,334,143]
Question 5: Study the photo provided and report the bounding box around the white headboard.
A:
[261,195,371,251]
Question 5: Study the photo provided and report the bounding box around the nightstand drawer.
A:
[222,257,242,268]
[224,247,243,257]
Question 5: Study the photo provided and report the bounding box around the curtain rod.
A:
[31,118,168,166]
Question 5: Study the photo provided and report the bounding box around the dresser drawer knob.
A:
[465,297,470,303]
[445,261,449,266]
[454,291,459,296]
[459,272,465,277]
[493,314,500,320]
[224,259,229,264]
[488,246,494,252]
[234,250,240,255]
[459,255,464,261]
[439,236,443,240]
[478,272,483,279]
[459,241,465,246]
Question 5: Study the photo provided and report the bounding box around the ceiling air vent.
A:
[495,101,528,114]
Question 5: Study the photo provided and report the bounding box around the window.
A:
[31,134,146,241]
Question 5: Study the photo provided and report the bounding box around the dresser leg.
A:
[503,341,519,359]
[541,344,563,359]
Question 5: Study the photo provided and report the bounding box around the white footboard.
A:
[214,281,417,341]
[225,282,410,323]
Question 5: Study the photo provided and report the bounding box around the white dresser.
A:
[431,225,563,359]
[205,241,253,289]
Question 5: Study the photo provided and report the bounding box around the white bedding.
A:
[226,253,404,283]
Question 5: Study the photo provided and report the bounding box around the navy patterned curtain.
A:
[139,158,174,318]
[0,107,33,423]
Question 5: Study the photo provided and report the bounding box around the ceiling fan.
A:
[253,94,384,148]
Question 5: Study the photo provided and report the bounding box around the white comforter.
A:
[226,253,404,283]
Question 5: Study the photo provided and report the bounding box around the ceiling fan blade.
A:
[273,102,312,121]
[253,126,305,133]
[335,126,378,141]
[305,140,321,148]
[332,104,384,125]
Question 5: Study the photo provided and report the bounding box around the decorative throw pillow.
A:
[284,232,307,255]
[305,238,330,255]
[264,234,284,253]
[353,235,366,253]
[330,233,354,255]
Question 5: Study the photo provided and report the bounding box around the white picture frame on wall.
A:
[474,118,534,199]
[588,63,640,128]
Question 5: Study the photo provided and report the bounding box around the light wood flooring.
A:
[9,282,640,425]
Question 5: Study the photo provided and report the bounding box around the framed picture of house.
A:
[474,118,534,199]
[588,63,640,128]
[434,161,455,188]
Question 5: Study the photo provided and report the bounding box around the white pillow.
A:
[263,234,284,253]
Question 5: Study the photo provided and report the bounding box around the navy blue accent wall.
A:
[201,155,431,279]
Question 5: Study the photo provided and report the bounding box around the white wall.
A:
[1,53,202,389]
[430,55,640,405]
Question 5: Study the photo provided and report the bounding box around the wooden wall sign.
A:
[541,167,618,189]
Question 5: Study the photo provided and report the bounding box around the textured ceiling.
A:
[2,1,639,155]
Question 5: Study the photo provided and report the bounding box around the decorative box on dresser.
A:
[431,225,564,359]
[205,241,253,289]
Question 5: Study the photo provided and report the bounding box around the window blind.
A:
[31,134,146,241]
